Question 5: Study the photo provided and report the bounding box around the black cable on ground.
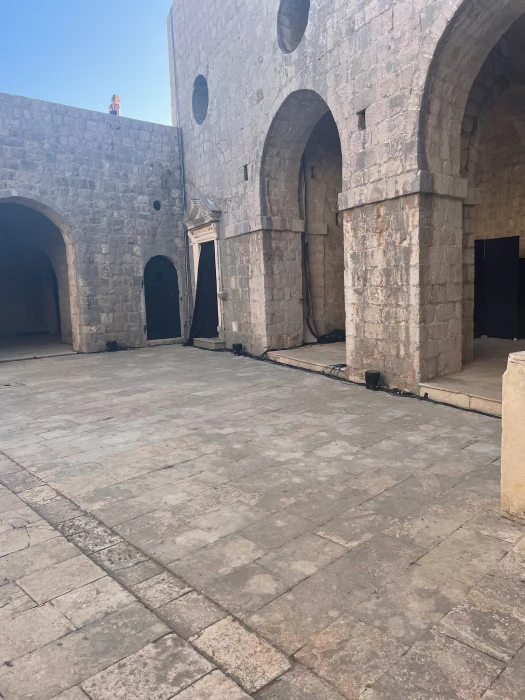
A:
[181,343,499,418]
[236,347,498,418]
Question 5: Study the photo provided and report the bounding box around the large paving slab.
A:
[0,345,521,698]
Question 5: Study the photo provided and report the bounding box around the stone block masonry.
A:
[168,0,525,391]
[0,92,186,352]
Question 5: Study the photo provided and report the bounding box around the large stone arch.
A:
[260,89,342,230]
[258,89,345,349]
[420,0,525,180]
[0,193,81,351]
[419,2,525,375]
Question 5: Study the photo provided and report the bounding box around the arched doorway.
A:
[419,0,525,409]
[0,200,74,359]
[144,256,181,340]
[260,90,345,359]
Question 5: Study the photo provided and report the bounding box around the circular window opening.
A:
[192,75,209,125]
[277,0,311,54]
[153,200,161,211]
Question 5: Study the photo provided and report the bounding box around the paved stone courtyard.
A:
[0,345,524,699]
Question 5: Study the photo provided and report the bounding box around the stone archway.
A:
[417,0,525,407]
[259,90,345,350]
[0,196,80,354]
[420,0,525,179]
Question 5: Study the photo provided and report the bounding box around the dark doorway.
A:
[0,226,62,339]
[189,241,219,340]
[474,237,520,339]
[144,256,181,340]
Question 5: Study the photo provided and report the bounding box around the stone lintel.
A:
[338,171,468,211]
[502,351,525,519]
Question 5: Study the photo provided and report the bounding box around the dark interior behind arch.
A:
[144,256,181,340]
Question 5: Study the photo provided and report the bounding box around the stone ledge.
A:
[339,171,469,211]
[193,337,226,350]
[419,383,502,418]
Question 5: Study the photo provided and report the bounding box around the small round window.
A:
[192,75,209,125]
[277,0,311,54]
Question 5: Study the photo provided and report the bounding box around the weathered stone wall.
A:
[168,0,525,388]
[166,0,468,388]
[167,0,454,231]
[0,92,185,353]
[420,195,463,381]
[476,102,525,255]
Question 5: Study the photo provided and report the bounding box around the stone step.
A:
[193,337,226,351]
[419,382,501,417]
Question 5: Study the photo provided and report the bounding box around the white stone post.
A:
[502,351,525,518]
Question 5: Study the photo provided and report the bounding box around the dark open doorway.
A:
[474,237,523,339]
[144,256,181,341]
[0,204,71,342]
[189,241,219,340]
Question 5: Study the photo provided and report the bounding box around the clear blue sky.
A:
[0,0,174,125]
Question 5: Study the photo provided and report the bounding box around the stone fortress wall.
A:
[168,0,525,391]
[0,92,186,353]
[3,0,525,392]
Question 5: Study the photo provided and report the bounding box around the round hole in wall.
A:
[153,200,161,211]
[192,75,209,125]
[277,0,310,54]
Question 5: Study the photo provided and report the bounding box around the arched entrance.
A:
[0,200,75,359]
[144,256,181,340]
[260,90,345,363]
[419,0,525,410]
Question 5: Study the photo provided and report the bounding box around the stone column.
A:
[340,172,467,393]
[262,230,303,351]
[501,351,525,518]
[419,193,464,382]
[343,195,421,392]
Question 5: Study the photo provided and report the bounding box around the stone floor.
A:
[420,338,525,416]
[0,336,75,363]
[0,345,523,699]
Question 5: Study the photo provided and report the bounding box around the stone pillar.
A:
[343,195,421,392]
[341,177,466,393]
[501,351,525,518]
[262,230,303,351]
[419,193,464,381]
[220,227,303,356]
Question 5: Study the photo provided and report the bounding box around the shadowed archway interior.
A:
[259,90,344,349]
[0,202,72,345]
[419,0,525,387]
[144,256,182,341]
